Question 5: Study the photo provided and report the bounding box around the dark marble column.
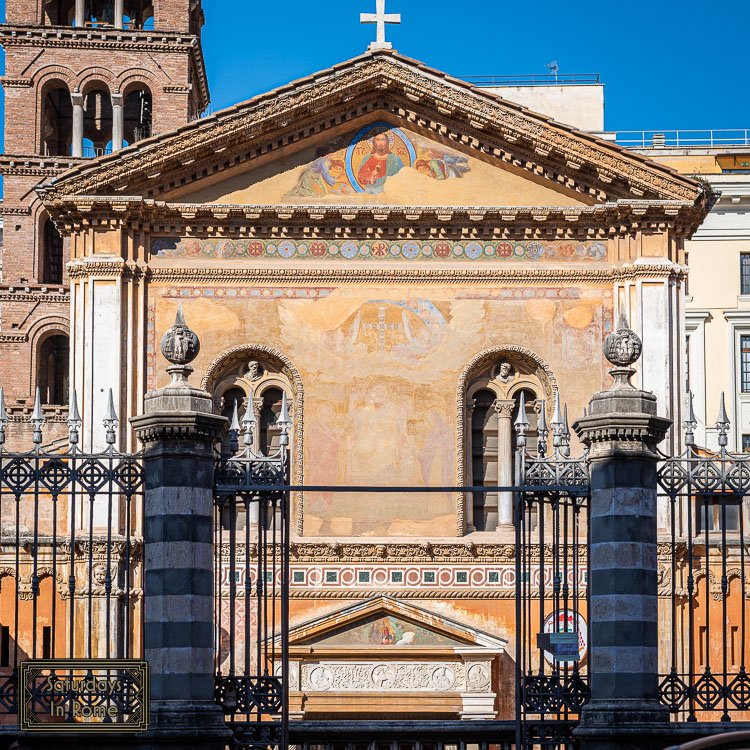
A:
[573,316,672,750]
[131,307,230,750]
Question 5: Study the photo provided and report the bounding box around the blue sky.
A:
[1,0,748,135]
[200,0,749,133]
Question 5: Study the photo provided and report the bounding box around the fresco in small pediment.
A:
[177,122,590,207]
[285,122,470,198]
[301,614,467,647]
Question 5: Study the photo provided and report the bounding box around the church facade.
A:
[34,50,711,717]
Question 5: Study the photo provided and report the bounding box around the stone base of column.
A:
[135,701,232,750]
[576,699,670,750]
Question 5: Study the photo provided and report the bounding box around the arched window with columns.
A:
[211,354,297,532]
[462,351,551,534]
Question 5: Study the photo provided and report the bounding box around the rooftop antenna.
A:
[546,60,559,83]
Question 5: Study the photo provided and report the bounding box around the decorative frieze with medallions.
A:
[151,237,608,262]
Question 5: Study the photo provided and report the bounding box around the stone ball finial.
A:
[604,312,642,368]
[161,304,200,366]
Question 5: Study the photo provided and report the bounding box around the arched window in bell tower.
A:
[43,0,75,25]
[42,219,64,285]
[37,333,69,406]
[41,84,73,157]
[82,86,113,157]
[123,86,152,145]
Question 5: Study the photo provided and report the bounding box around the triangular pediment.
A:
[175,120,588,207]
[43,50,708,215]
[287,596,507,651]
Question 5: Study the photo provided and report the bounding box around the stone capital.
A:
[573,387,671,460]
[131,383,226,450]
[493,399,515,419]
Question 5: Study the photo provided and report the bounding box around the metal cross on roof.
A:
[360,0,401,51]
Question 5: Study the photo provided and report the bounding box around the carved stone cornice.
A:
[43,196,702,236]
[0,286,69,303]
[41,51,710,229]
[137,263,686,286]
[0,24,209,109]
[0,205,32,215]
[0,76,32,87]
[67,258,147,280]
[0,154,77,177]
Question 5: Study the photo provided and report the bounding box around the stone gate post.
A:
[131,308,231,750]
[573,315,671,750]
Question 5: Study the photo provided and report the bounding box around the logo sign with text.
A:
[19,659,149,733]
[540,610,588,664]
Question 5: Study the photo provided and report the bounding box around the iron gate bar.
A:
[215,484,591,492]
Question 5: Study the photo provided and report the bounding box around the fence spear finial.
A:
[562,403,571,457]
[103,388,119,446]
[229,399,240,454]
[68,389,82,446]
[717,392,730,448]
[537,399,549,457]
[684,391,697,448]
[514,391,529,449]
[31,387,44,445]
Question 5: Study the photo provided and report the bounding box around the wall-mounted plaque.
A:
[19,659,149,733]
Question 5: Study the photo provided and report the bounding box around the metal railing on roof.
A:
[614,129,750,149]
[464,73,600,86]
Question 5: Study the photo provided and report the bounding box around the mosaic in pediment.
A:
[285,122,470,198]
[150,238,608,262]
[300,614,468,647]
[179,122,589,207]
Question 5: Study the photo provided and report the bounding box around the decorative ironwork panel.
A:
[214,396,291,750]
[658,395,750,720]
[0,389,143,718]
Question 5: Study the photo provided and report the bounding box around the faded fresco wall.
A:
[148,277,613,538]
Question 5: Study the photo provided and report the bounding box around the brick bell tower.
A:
[0,0,209,444]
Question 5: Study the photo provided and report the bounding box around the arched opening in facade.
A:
[82,87,113,157]
[462,352,550,533]
[209,352,298,533]
[123,0,154,29]
[41,85,73,157]
[42,218,64,285]
[37,333,69,406]
[123,86,152,145]
[82,1,115,26]
[43,0,75,25]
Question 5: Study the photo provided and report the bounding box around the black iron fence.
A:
[213,396,291,750]
[515,395,590,749]
[658,395,750,721]
[0,388,143,717]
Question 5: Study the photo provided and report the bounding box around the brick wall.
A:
[0,0,206,417]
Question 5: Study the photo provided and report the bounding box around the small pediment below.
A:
[175,121,589,208]
[288,596,507,652]
[299,613,470,648]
